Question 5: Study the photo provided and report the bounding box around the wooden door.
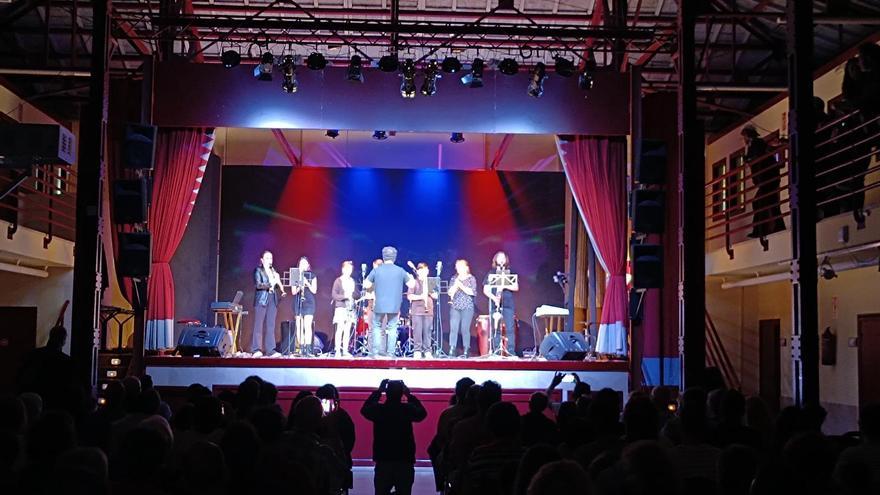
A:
[858,314,880,409]
[759,319,781,412]
[0,307,38,393]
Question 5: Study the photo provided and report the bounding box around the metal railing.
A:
[0,164,77,245]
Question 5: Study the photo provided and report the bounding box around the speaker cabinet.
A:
[176,326,232,357]
[636,139,667,185]
[539,332,590,360]
[113,178,148,224]
[0,123,76,168]
[118,232,151,278]
[123,124,157,170]
[632,189,665,234]
[632,243,663,289]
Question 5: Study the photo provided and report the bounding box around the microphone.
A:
[361,263,367,274]
[407,261,417,272]
[436,260,443,274]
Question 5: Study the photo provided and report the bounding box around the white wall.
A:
[0,267,74,353]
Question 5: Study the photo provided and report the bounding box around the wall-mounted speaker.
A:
[112,178,148,224]
[118,232,151,278]
[636,139,667,185]
[632,243,663,289]
[632,189,665,234]
[123,124,157,170]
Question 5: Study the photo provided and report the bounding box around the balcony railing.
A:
[0,164,77,245]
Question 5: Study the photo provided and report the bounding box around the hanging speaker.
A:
[112,178,148,224]
[632,189,665,234]
[118,232,151,278]
[632,243,663,289]
[123,124,157,170]
[636,139,667,185]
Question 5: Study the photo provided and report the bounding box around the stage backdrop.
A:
[219,166,565,352]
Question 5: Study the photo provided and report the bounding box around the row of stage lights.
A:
[222,50,597,99]
[323,129,466,143]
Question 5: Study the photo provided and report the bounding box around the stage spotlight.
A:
[554,56,576,77]
[253,51,274,81]
[498,58,519,76]
[325,129,340,139]
[460,58,484,88]
[372,130,388,141]
[527,62,547,98]
[441,56,462,73]
[347,55,364,83]
[281,55,298,93]
[400,59,417,98]
[421,60,441,96]
[306,52,327,70]
[450,132,465,143]
[221,50,240,68]
[379,54,399,72]
[578,67,595,91]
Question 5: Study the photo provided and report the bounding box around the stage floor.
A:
[145,355,630,396]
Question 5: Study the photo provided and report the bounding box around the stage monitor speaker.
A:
[113,178,148,224]
[632,189,665,234]
[637,139,667,185]
[176,326,232,357]
[632,243,663,289]
[539,332,589,361]
[118,232,151,278]
[0,123,75,168]
[123,123,157,170]
[279,321,295,355]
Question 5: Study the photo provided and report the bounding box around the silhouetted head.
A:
[46,325,67,350]
[181,441,226,495]
[385,381,405,403]
[259,381,278,405]
[117,427,168,482]
[572,381,591,402]
[454,377,475,403]
[528,392,549,414]
[718,445,758,495]
[513,444,561,495]
[26,410,76,465]
[315,384,339,403]
[250,406,285,443]
[527,460,589,495]
[478,380,503,412]
[623,394,659,441]
[859,402,880,442]
[293,396,323,433]
[720,389,746,422]
[193,396,223,434]
[486,401,520,440]
[51,447,109,495]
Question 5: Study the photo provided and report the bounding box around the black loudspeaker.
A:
[176,326,232,357]
[0,123,76,168]
[113,178,148,224]
[118,232,151,278]
[632,243,663,289]
[123,124,157,170]
[279,321,294,354]
[539,332,589,360]
[629,288,645,323]
[632,189,665,234]
[636,139,667,185]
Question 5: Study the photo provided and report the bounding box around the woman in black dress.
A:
[292,256,318,355]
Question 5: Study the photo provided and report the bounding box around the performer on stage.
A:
[447,259,476,358]
[407,262,438,359]
[483,250,519,357]
[332,261,360,357]
[291,256,318,356]
[363,247,415,358]
[252,250,285,358]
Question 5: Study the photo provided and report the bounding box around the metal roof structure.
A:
[1,0,879,130]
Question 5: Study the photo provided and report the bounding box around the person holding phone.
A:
[316,384,356,493]
[361,379,427,495]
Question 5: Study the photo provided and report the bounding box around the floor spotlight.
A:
[281,55,298,93]
[450,132,465,143]
[527,62,547,98]
[253,51,274,81]
[325,129,340,139]
[400,59,417,98]
[306,52,327,70]
[460,58,484,88]
[442,56,462,73]
[221,50,240,69]
[421,60,441,96]
[346,55,364,83]
[498,58,519,76]
[554,57,576,77]
[379,54,399,72]
[372,130,388,141]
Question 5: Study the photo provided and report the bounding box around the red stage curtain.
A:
[556,136,628,356]
[145,128,215,349]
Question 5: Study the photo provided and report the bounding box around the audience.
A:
[4,354,880,495]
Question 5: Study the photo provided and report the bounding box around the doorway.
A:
[0,307,38,394]
[759,319,781,412]
[858,314,880,409]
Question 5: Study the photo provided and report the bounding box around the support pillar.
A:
[786,0,819,407]
[71,0,110,395]
[677,0,706,389]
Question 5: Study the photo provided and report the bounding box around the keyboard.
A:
[534,305,570,317]
[210,302,243,313]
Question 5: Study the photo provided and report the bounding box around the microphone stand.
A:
[432,262,448,358]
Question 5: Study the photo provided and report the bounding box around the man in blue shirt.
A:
[363,246,415,357]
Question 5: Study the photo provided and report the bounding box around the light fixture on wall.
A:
[280,55,298,93]
[421,60,441,96]
[460,58,484,88]
[527,62,547,98]
[325,129,340,139]
[306,52,328,70]
[820,257,837,280]
[498,58,519,76]
[400,59,417,98]
[372,130,388,140]
[253,51,274,81]
[441,56,462,73]
[554,56,576,77]
[347,55,364,83]
[221,49,241,69]
[450,132,465,143]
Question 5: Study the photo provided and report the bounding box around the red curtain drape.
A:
[145,128,215,349]
[556,136,629,356]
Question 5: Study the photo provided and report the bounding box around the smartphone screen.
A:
[321,398,335,414]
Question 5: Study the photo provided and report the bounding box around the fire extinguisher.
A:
[821,327,837,366]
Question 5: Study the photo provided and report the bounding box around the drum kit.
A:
[352,313,415,357]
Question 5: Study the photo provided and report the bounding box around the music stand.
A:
[288,267,306,355]
[485,272,517,357]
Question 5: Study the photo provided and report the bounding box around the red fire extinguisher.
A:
[821,327,836,366]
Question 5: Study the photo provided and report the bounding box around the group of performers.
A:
[250,246,519,359]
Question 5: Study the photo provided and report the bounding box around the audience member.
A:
[835,402,880,493]
[461,401,524,495]
[447,380,502,473]
[521,392,558,447]
[16,325,78,413]
[526,460,589,495]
